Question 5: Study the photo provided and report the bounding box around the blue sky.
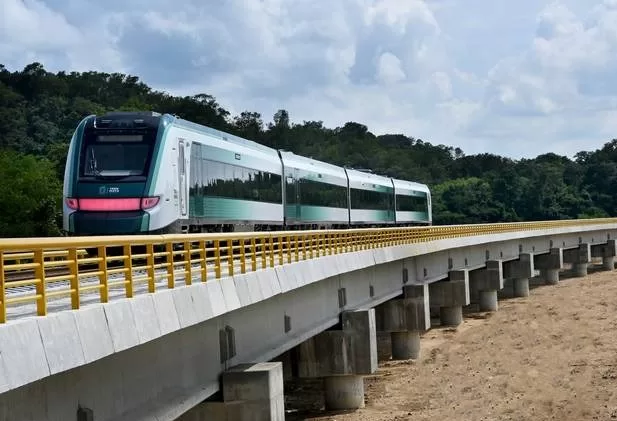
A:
[1,0,617,159]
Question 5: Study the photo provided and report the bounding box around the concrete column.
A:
[380,284,430,360]
[469,260,503,312]
[572,263,588,277]
[502,253,534,299]
[177,362,285,421]
[376,331,392,361]
[539,269,559,285]
[439,306,463,326]
[429,270,469,327]
[373,306,391,361]
[534,248,563,285]
[296,308,377,410]
[591,240,616,271]
[324,375,364,410]
[391,330,421,360]
[563,243,591,278]
[270,350,293,381]
[479,290,498,311]
[512,278,530,297]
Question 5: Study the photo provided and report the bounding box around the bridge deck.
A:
[1,218,617,421]
[0,218,616,324]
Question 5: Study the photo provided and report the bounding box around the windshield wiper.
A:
[89,148,102,176]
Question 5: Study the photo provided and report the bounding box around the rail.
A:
[1,218,616,323]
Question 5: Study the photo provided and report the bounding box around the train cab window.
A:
[79,132,154,180]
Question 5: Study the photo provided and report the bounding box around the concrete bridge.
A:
[1,219,616,420]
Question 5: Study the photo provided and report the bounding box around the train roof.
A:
[391,178,430,194]
[345,167,393,189]
[168,114,280,157]
[278,150,347,179]
[92,111,162,130]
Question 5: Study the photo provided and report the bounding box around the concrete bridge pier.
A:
[591,239,616,271]
[502,253,534,298]
[469,260,504,312]
[564,243,591,277]
[391,331,420,360]
[296,308,378,410]
[379,284,430,360]
[534,248,563,285]
[374,307,392,361]
[177,362,285,421]
[273,350,294,381]
[429,269,470,327]
[603,256,615,270]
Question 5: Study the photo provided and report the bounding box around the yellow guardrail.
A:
[0,217,616,324]
[3,249,89,267]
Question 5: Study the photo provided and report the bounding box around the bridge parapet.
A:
[2,218,617,324]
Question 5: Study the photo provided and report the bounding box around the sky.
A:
[1,0,617,159]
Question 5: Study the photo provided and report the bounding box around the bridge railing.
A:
[1,218,616,323]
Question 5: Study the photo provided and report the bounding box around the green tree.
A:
[0,60,616,237]
[0,149,62,237]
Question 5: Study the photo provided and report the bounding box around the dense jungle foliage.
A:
[0,62,615,237]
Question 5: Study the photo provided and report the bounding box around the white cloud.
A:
[0,0,83,71]
[432,71,452,98]
[376,52,406,84]
[364,0,440,33]
[3,0,617,159]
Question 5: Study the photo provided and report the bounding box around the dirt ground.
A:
[285,265,617,421]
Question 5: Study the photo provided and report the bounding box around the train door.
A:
[293,168,301,219]
[178,139,187,216]
[284,168,300,222]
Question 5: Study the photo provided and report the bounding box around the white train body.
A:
[63,112,431,235]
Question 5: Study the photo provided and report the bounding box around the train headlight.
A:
[65,198,79,210]
[141,197,160,210]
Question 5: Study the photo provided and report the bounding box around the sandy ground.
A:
[285,265,617,421]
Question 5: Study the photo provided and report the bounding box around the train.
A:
[62,111,432,236]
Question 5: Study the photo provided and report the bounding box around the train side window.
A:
[395,193,428,212]
[298,178,347,208]
[350,187,393,211]
[200,157,282,203]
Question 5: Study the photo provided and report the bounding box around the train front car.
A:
[62,111,173,235]
[391,178,432,226]
[344,168,396,228]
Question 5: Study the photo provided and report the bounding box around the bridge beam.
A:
[501,253,534,298]
[378,284,430,360]
[534,247,563,285]
[296,308,378,410]
[469,260,504,312]
[563,243,591,277]
[428,269,470,327]
[591,240,617,270]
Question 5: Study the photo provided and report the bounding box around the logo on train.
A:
[99,186,120,195]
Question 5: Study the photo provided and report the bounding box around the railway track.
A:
[4,266,101,282]
[6,267,81,282]
[3,245,279,283]
[3,254,192,283]
[3,254,229,283]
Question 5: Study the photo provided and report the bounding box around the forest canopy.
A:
[0,62,614,237]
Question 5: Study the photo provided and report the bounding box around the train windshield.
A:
[79,133,155,181]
